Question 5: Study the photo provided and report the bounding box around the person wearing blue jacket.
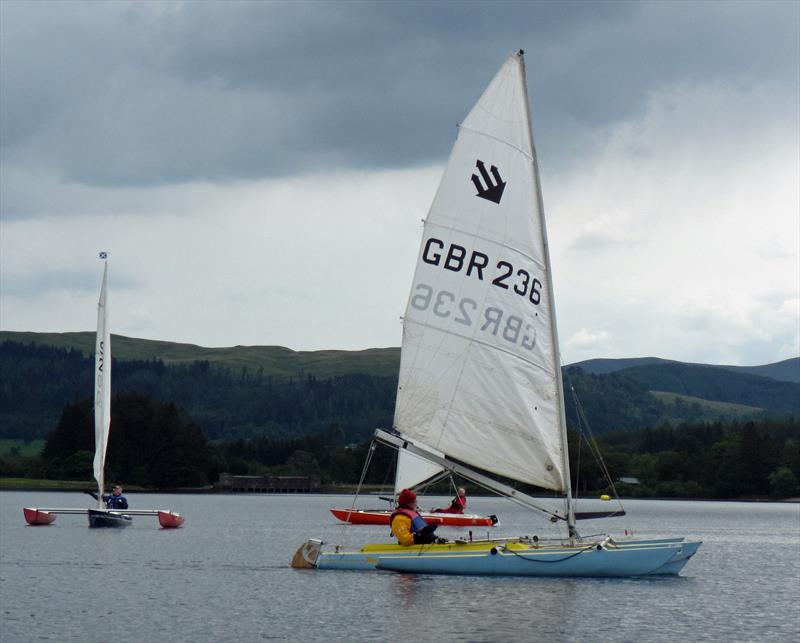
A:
[86,485,129,509]
[104,485,128,509]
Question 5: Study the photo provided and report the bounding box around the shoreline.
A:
[1,479,797,503]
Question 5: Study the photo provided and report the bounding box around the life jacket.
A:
[447,496,466,513]
[390,507,427,534]
[105,495,128,510]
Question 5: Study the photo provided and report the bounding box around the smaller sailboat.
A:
[23,253,185,529]
[330,448,497,527]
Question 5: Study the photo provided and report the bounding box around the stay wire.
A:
[565,375,625,512]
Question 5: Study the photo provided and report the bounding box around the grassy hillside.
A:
[3,332,795,444]
[620,363,800,413]
[572,355,800,384]
[650,391,763,418]
[0,439,45,457]
[0,331,400,379]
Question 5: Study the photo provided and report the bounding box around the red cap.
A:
[397,488,417,507]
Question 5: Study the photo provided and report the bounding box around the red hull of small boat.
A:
[330,508,496,527]
[158,511,185,528]
[23,508,56,525]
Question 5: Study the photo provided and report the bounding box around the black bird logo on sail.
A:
[471,160,506,204]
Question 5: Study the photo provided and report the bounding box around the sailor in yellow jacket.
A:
[390,488,440,545]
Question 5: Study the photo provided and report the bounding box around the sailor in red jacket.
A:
[433,487,466,514]
[390,488,439,545]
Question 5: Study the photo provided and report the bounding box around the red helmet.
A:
[397,488,417,507]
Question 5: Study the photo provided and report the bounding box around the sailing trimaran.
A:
[23,253,185,529]
[292,51,701,576]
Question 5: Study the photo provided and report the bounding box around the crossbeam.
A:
[27,508,170,515]
[374,429,565,521]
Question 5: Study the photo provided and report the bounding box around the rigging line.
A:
[568,380,624,506]
[574,427,582,503]
[577,397,615,493]
[449,465,563,521]
[503,542,599,563]
[387,437,563,521]
[334,440,379,539]
[347,441,377,514]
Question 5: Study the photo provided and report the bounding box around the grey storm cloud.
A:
[1,0,796,201]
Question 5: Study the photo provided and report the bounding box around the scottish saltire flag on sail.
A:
[93,255,111,499]
[393,53,568,492]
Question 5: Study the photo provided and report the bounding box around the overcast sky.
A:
[1,0,798,366]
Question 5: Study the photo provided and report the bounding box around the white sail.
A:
[393,445,444,496]
[92,256,111,501]
[393,52,568,492]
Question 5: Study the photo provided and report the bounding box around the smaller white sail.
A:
[393,445,444,496]
[92,255,111,503]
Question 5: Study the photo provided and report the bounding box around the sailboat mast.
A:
[93,254,111,508]
[517,51,576,537]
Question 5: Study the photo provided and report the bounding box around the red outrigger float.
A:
[330,508,498,527]
[22,506,185,528]
[23,508,57,526]
[158,510,185,528]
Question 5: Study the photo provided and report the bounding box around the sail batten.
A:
[393,51,567,492]
[456,124,535,160]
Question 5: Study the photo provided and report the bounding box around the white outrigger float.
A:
[292,51,700,577]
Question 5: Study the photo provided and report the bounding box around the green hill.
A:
[2,331,795,445]
[618,363,800,413]
[0,331,400,379]
[715,358,800,384]
[650,391,763,418]
[572,356,800,384]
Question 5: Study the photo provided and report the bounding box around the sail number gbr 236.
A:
[410,237,545,351]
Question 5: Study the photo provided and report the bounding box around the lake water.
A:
[1,491,798,642]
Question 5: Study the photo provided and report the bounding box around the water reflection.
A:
[2,492,798,643]
[387,571,576,642]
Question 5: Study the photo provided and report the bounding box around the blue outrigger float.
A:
[292,51,700,578]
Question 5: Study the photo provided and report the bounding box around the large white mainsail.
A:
[92,254,111,505]
[393,51,570,496]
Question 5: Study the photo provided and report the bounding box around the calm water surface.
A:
[1,492,798,642]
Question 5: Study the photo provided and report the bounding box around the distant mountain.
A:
[569,357,676,375]
[616,363,800,414]
[715,358,800,384]
[571,356,800,384]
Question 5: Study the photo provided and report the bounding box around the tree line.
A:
[0,340,396,442]
[3,389,796,499]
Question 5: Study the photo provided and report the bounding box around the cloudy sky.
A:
[1,0,798,366]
